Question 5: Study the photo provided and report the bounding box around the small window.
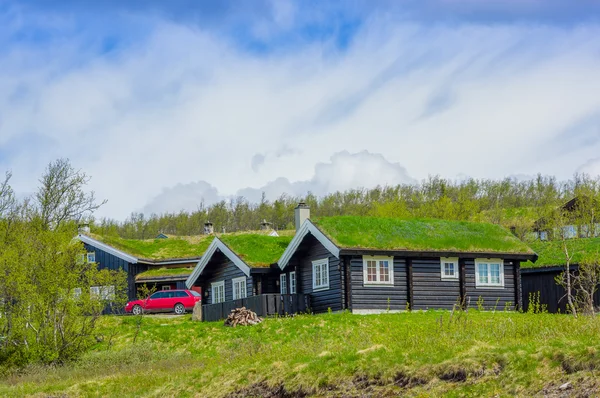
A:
[440,257,459,279]
[232,277,247,300]
[100,285,115,300]
[86,252,96,263]
[212,281,225,303]
[475,259,504,288]
[312,259,329,291]
[362,256,394,285]
[280,274,287,294]
[72,288,82,299]
[289,271,297,294]
[162,285,171,290]
[90,286,100,298]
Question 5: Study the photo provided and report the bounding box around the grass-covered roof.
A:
[90,234,214,261]
[219,234,293,267]
[135,267,194,280]
[522,237,600,268]
[313,216,535,255]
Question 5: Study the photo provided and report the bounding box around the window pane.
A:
[478,263,489,284]
[490,264,500,284]
[322,264,328,286]
[367,260,377,282]
[379,260,390,282]
[444,263,455,276]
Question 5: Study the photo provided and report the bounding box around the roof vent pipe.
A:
[78,223,90,235]
[294,202,310,231]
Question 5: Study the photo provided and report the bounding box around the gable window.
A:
[86,252,96,263]
[212,281,225,303]
[362,256,394,285]
[475,259,504,288]
[440,257,459,279]
[280,274,287,294]
[162,285,171,290]
[289,271,297,294]
[312,259,329,291]
[232,277,247,300]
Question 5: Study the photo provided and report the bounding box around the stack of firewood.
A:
[224,307,262,327]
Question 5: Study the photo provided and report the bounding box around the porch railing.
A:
[202,293,309,322]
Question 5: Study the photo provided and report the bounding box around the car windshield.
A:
[190,290,201,297]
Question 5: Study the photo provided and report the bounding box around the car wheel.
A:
[132,304,142,315]
[174,303,185,315]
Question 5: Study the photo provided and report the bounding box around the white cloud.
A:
[143,150,415,212]
[1,11,600,219]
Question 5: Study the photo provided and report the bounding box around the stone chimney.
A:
[78,223,90,235]
[204,221,214,234]
[260,219,272,231]
[294,202,310,231]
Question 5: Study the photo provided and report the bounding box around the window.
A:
[212,281,225,303]
[100,285,115,300]
[289,271,296,294]
[72,288,82,299]
[149,291,165,299]
[440,257,459,279]
[90,286,100,298]
[362,256,394,285]
[312,259,329,291]
[162,285,171,290]
[174,291,188,298]
[232,277,247,300]
[280,274,287,294]
[475,259,504,288]
[86,252,96,263]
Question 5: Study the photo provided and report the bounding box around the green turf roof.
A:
[522,237,600,268]
[90,234,214,261]
[135,267,194,280]
[219,234,293,267]
[313,216,535,255]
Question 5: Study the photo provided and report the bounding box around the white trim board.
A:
[185,238,251,288]
[77,234,138,264]
[278,219,340,270]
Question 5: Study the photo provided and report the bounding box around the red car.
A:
[125,289,201,315]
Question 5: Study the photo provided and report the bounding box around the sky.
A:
[1,1,600,220]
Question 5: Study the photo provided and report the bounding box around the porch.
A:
[202,293,309,322]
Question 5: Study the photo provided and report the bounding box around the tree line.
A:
[93,174,600,240]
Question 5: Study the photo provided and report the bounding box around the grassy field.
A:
[2,311,600,397]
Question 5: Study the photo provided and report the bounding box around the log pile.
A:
[224,307,262,327]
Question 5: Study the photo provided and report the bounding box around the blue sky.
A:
[1,1,600,219]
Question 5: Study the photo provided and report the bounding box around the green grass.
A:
[93,234,215,261]
[135,267,194,279]
[2,311,600,397]
[314,216,534,254]
[219,234,293,267]
[523,237,600,268]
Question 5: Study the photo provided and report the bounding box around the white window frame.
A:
[362,256,394,286]
[162,285,171,290]
[440,257,459,280]
[232,277,247,300]
[289,271,296,294]
[86,252,96,263]
[312,258,330,291]
[475,258,505,288]
[100,285,115,300]
[72,288,82,299]
[211,281,225,304]
[90,286,100,298]
[280,274,287,294]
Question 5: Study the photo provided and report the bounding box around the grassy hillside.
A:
[523,237,600,267]
[314,216,534,254]
[2,311,600,397]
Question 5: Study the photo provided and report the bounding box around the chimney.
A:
[294,202,310,231]
[260,219,272,231]
[204,221,214,234]
[78,223,90,235]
